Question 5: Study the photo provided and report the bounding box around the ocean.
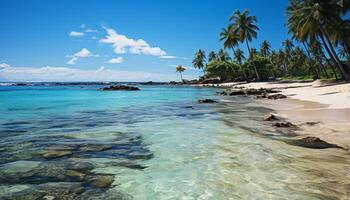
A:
[0,84,349,199]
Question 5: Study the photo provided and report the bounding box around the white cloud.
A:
[159,55,176,59]
[85,29,98,33]
[0,64,195,82]
[108,57,123,64]
[69,31,84,37]
[0,63,10,69]
[67,48,93,65]
[95,66,105,73]
[100,27,167,57]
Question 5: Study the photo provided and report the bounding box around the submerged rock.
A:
[79,144,112,152]
[100,85,140,91]
[273,122,298,128]
[5,182,84,200]
[198,99,217,103]
[65,170,86,181]
[267,93,287,100]
[305,121,321,126]
[263,114,279,121]
[41,150,73,159]
[86,175,114,188]
[287,137,340,149]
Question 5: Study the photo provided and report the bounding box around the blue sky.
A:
[0,0,290,82]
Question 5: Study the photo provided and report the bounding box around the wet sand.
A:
[258,98,350,151]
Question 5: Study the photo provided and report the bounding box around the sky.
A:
[0,0,291,82]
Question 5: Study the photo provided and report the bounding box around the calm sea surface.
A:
[0,85,349,199]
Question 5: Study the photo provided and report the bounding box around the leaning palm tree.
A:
[286,0,350,80]
[176,65,186,82]
[260,40,271,57]
[192,49,206,72]
[230,9,260,80]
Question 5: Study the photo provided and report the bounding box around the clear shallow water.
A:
[0,85,349,199]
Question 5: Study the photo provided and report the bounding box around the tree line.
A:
[189,0,350,82]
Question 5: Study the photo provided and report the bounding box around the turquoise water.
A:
[0,85,349,199]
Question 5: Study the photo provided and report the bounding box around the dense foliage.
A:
[192,0,350,82]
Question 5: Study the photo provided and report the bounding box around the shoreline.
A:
[206,80,350,151]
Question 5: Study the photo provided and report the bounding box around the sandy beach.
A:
[211,81,350,150]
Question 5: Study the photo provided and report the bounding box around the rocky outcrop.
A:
[100,85,140,91]
[273,122,298,128]
[267,93,287,100]
[287,137,340,149]
[263,114,279,121]
[201,77,221,84]
[198,99,217,103]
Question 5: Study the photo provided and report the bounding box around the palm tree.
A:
[286,0,350,80]
[282,39,294,71]
[220,24,240,59]
[234,48,248,80]
[208,51,217,62]
[217,49,231,62]
[176,65,186,82]
[192,49,206,72]
[230,9,260,80]
[260,40,271,57]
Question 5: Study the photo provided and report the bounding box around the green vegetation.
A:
[193,0,350,82]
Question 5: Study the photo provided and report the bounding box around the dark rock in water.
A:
[41,150,73,159]
[184,106,193,109]
[228,90,246,96]
[264,114,279,121]
[198,99,217,103]
[200,77,221,84]
[5,182,84,200]
[226,88,281,97]
[220,91,228,95]
[100,85,140,91]
[273,122,297,128]
[287,137,340,149]
[267,93,287,100]
[168,81,182,85]
[305,121,321,126]
[86,174,114,188]
[183,79,199,84]
[65,170,86,181]
[79,144,112,152]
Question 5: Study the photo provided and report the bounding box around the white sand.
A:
[213,81,350,149]
[234,81,350,109]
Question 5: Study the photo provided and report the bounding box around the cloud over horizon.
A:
[0,63,195,82]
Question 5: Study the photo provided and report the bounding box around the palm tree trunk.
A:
[319,34,346,80]
[304,41,328,78]
[246,39,260,81]
[180,72,183,82]
[324,55,339,80]
[323,30,350,80]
